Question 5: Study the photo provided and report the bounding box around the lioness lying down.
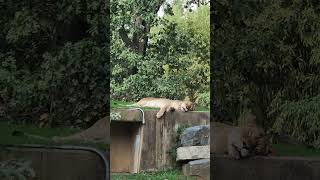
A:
[211,122,273,159]
[131,97,195,118]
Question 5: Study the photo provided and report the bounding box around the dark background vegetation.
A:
[0,0,109,128]
[213,0,320,149]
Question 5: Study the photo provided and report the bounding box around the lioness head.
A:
[180,101,195,112]
[242,126,265,146]
[241,126,274,156]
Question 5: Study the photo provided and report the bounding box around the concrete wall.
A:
[110,122,141,173]
[212,155,320,180]
[140,110,210,171]
[0,146,107,180]
[110,109,210,172]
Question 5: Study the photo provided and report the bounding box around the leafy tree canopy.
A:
[0,0,109,128]
[213,0,320,148]
[111,0,210,108]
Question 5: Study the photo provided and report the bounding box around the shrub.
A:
[196,91,210,109]
[271,95,320,148]
[0,0,108,128]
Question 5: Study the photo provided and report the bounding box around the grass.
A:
[111,100,209,111]
[273,143,320,157]
[111,100,135,108]
[111,169,195,180]
[0,121,108,151]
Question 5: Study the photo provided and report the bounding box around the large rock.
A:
[180,125,210,146]
[52,117,110,144]
[182,159,210,180]
[176,146,210,161]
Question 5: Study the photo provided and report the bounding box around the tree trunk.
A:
[118,0,165,56]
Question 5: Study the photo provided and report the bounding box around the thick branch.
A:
[119,0,165,54]
[119,26,134,49]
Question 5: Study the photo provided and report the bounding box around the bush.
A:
[196,91,210,109]
[0,0,108,128]
[271,95,320,149]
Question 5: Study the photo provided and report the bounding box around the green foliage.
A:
[196,91,210,109]
[0,0,109,127]
[111,0,209,108]
[168,124,190,160]
[41,40,108,127]
[0,159,35,180]
[271,95,320,148]
[214,0,320,147]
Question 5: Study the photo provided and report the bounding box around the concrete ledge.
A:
[111,109,209,123]
[212,155,320,180]
[111,109,143,122]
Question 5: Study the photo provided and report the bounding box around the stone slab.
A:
[182,158,210,180]
[177,146,210,161]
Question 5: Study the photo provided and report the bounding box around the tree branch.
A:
[119,26,134,49]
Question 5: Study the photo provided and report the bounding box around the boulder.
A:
[180,125,210,146]
[176,146,210,161]
[182,159,210,180]
[53,117,110,144]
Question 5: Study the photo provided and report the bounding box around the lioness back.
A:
[135,97,194,118]
[136,97,190,109]
[136,97,172,108]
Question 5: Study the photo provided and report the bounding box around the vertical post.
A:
[132,124,144,173]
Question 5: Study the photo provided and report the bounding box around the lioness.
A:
[131,97,195,118]
[211,122,273,159]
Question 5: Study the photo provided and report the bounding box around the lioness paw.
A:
[156,113,163,119]
[240,148,249,157]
